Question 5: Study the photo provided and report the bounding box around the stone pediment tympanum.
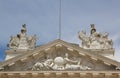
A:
[0,39,119,71]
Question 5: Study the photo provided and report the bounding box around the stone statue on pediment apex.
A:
[78,24,113,49]
[8,24,37,50]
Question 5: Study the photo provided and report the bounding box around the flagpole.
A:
[59,0,61,39]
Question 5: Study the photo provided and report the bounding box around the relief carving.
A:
[32,53,92,71]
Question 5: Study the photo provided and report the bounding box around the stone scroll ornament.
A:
[8,24,37,50]
[78,24,113,49]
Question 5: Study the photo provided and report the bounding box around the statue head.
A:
[22,24,26,28]
[17,34,20,39]
[91,24,95,29]
[103,32,109,38]
[90,24,96,34]
[96,32,101,38]
[21,24,27,33]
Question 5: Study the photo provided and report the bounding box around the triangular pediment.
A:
[0,39,120,71]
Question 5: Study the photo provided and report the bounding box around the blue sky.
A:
[0,0,120,62]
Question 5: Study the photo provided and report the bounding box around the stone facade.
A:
[0,25,120,78]
[1,39,119,71]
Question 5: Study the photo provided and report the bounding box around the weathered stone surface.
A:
[0,71,120,78]
[78,24,113,50]
[1,39,120,71]
[1,25,120,78]
[8,24,37,50]
[6,24,37,60]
